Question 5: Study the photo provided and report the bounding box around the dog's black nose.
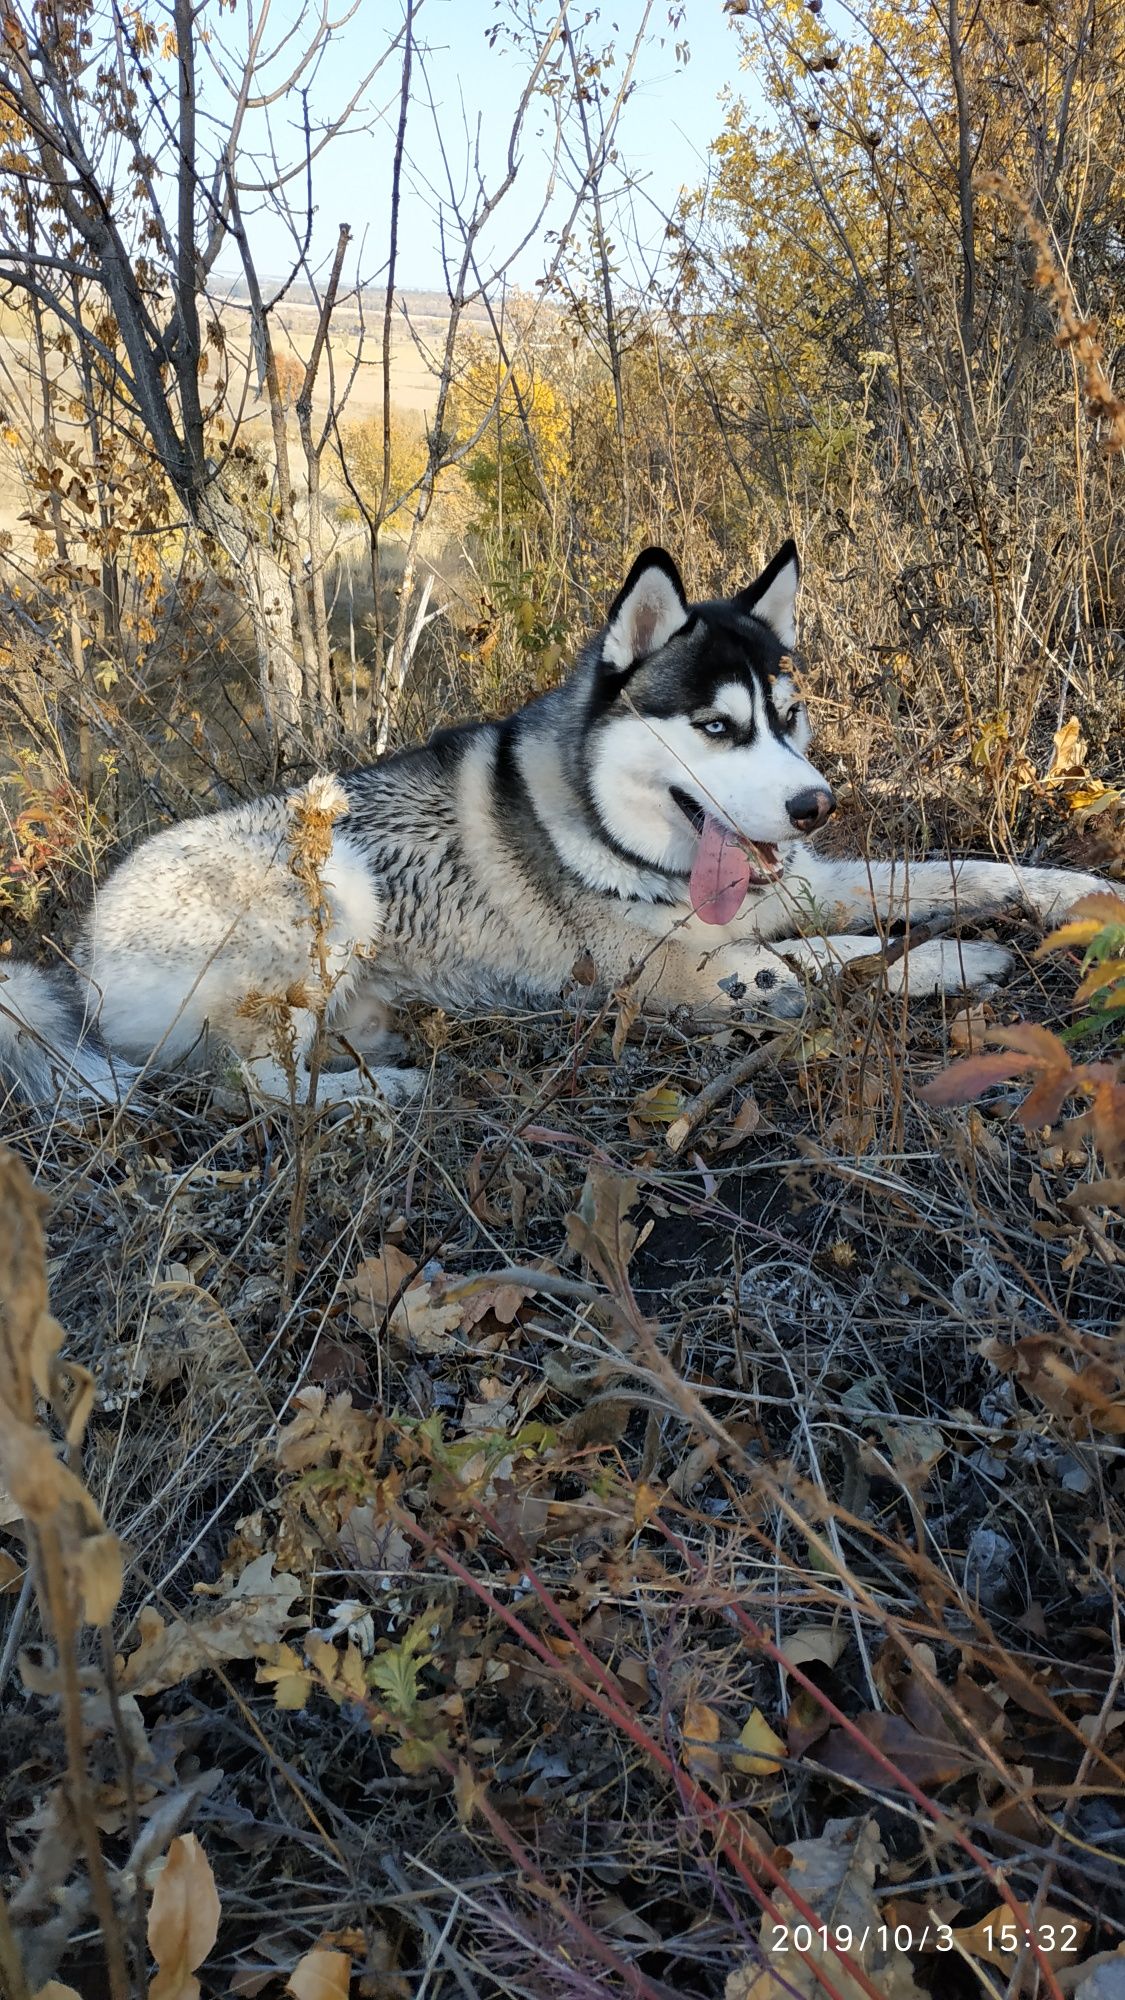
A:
[786,786,835,834]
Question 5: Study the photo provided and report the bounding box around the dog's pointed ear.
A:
[737,539,800,647]
[602,548,689,673]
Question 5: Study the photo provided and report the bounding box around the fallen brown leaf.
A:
[682,1699,723,1785]
[725,1816,925,1998]
[286,1947,352,2000]
[118,1555,303,1696]
[951,1903,1091,1990]
[819,1708,974,1789]
[147,1833,221,2000]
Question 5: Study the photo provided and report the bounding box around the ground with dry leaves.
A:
[1,893,1124,2000]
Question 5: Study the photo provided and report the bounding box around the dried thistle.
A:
[236,985,309,1091]
[287,773,348,991]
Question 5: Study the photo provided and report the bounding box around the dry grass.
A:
[2,851,1122,1996]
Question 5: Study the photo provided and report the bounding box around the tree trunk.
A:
[199,482,307,763]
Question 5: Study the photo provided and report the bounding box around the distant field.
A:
[223,289,487,422]
[0,290,492,556]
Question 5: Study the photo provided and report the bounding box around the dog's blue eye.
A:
[699,717,731,738]
[783,707,802,731]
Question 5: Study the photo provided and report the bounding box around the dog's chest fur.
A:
[339,689,711,1009]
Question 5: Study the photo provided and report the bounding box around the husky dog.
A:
[0,543,1106,1108]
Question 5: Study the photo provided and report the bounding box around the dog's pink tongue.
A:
[690,815,751,924]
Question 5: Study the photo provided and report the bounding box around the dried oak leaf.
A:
[348,1248,463,1353]
[781,1625,847,1672]
[277,1388,379,1472]
[982,1333,1125,1436]
[725,1816,925,1999]
[118,1555,303,1697]
[565,1166,640,1286]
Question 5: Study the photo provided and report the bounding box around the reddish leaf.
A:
[819,1709,974,1789]
[1015,1068,1080,1130]
[919,1052,1037,1108]
[1087,1079,1125,1169]
[786,1686,831,1758]
[986,1022,1072,1065]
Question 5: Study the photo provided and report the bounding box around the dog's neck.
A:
[510,667,683,904]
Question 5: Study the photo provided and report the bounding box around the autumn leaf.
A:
[984,1332,1125,1435]
[147,1834,220,2000]
[1043,715,1087,784]
[455,1273,536,1329]
[682,1699,723,1784]
[348,1250,463,1353]
[256,1642,312,1710]
[630,1080,685,1125]
[781,1626,847,1672]
[950,1002,991,1052]
[733,1708,786,1777]
[118,1554,303,1697]
[564,1166,640,1287]
[987,1023,1074,1064]
[305,1633,367,1703]
[276,1388,380,1472]
[951,1903,1090,1985]
[1037,891,1125,955]
[77,1530,124,1627]
[716,1093,762,1151]
[724,1817,925,1998]
[786,1687,833,1759]
[286,1948,352,2000]
[921,1023,1077,1127]
[454,1759,489,1824]
[819,1709,974,1789]
[1073,959,1125,1006]
[919,1049,1041,1107]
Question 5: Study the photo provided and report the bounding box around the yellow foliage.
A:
[338,408,429,527]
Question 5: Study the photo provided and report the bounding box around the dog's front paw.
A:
[718,959,808,1020]
[1018,868,1110,924]
[887,939,1013,998]
[372,1065,428,1105]
[306,1062,428,1108]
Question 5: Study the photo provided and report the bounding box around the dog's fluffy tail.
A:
[0,962,137,1107]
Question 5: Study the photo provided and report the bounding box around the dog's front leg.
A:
[242,1005,424,1106]
[631,935,809,1020]
[774,932,1013,998]
[786,850,1107,930]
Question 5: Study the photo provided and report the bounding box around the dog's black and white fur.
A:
[0,544,1106,1106]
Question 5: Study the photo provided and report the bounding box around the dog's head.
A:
[584,544,835,921]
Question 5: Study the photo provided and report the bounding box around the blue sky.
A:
[215,1,753,294]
